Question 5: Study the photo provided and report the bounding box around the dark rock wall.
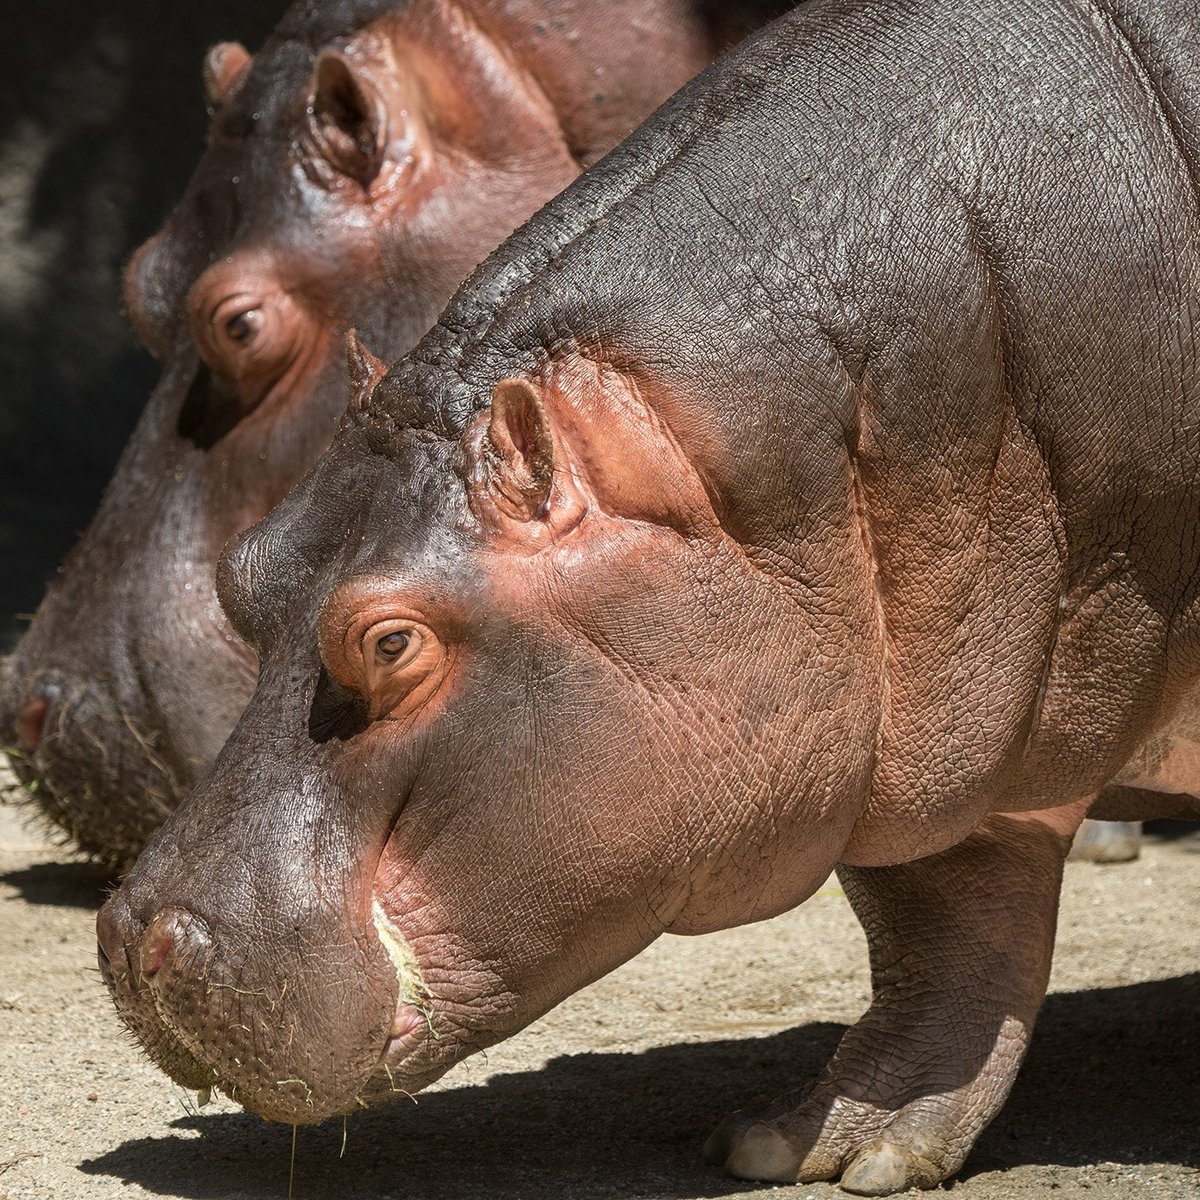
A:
[0,2,283,649]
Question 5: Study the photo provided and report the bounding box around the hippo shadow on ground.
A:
[0,858,113,908]
[964,970,1199,1180]
[1144,819,1200,847]
[80,973,1199,1200]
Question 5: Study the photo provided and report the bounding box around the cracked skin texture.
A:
[101,0,1200,1193]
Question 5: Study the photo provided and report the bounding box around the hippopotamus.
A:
[98,0,1200,1192]
[0,0,785,867]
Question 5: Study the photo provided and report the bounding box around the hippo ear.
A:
[203,42,252,107]
[345,330,388,413]
[486,379,555,521]
[310,53,386,186]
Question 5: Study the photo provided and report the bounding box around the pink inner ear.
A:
[491,379,549,460]
[485,379,556,521]
[508,407,533,456]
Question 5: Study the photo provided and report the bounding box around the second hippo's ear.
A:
[203,42,252,107]
[310,53,386,186]
[486,379,555,521]
[345,330,388,414]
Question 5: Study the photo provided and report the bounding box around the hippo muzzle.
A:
[95,709,413,1123]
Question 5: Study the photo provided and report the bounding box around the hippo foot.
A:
[703,1070,969,1194]
[705,807,1086,1195]
[1066,818,1141,863]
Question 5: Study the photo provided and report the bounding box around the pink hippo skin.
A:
[0,0,786,866]
[99,0,1200,1193]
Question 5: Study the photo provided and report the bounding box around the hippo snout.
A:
[0,665,56,756]
[98,816,410,1124]
[0,665,176,865]
[95,893,135,986]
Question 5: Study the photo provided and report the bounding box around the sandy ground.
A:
[0,779,1196,1200]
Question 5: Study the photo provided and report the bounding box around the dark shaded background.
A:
[0,2,284,651]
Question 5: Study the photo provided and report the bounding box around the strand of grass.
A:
[288,1124,297,1200]
[0,1152,42,1177]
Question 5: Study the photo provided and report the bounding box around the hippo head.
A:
[0,0,654,866]
[97,351,875,1122]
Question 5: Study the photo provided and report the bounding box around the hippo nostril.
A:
[138,913,182,979]
[96,896,137,984]
[17,698,48,753]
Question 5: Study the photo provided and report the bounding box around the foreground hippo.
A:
[0,0,782,866]
[99,0,1200,1191]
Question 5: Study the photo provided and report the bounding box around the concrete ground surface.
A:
[0,778,1196,1200]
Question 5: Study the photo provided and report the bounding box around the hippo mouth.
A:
[372,899,436,1055]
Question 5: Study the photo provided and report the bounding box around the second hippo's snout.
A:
[0,669,62,757]
[0,663,179,865]
[0,656,49,754]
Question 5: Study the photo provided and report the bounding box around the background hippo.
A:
[0,1,282,652]
[0,0,788,867]
[99,0,1200,1193]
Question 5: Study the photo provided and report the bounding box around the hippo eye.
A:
[224,308,262,344]
[375,630,410,663]
[319,610,443,719]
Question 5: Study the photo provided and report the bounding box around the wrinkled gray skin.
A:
[101,0,1200,1193]
[0,0,782,865]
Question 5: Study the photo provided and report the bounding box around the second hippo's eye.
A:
[224,308,262,344]
[375,630,410,662]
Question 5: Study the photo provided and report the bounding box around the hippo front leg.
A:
[704,802,1088,1195]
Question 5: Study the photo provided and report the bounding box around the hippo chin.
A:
[102,0,1199,1191]
[0,0,783,867]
